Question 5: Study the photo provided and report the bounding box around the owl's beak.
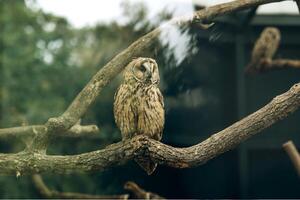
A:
[143,63,151,73]
[147,72,157,84]
[143,62,158,84]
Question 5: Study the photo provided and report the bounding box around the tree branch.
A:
[283,140,300,176]
[1,82,299,175]
[0,124,99,140]
[32,174,129,199]
[124,181,165,199]
[48,0,284,132]
[248,59,300,73]
[0,0,283,158]
[0,125,46,139]
[64,124,100,138]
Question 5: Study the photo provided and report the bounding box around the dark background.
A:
[0,0,300,198]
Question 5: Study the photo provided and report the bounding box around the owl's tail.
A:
[134,157,157,175]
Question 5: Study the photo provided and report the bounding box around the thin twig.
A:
[0,124,99,139]
[282,140,300,177]
[124,181,165,199]
[247,59,300,74]
[32,174,129,199]
[0,0,294,178]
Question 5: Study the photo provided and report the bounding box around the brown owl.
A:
[114,57,164,175]
[246,27,281,73]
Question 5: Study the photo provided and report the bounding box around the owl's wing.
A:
[156,90,165,141]
[157,89,164,108]
[137,88,164,141]
[113,85,121,101]
[252,39,268,61]
[114,84,137,140]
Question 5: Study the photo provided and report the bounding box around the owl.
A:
[114,57,165,175]
[246,27,281,73]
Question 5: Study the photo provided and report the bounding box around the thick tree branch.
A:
[283,140,300,176]
[0,0,283,155]
[0,125,46,139]
[0,124,99,140]
[32,174,129,199]
[1,82,299,175]
[49,0,284,132]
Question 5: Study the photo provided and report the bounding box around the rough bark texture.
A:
[0,82,299,175]
[49,0,283,132]
[2,0,297,177]
[0,124,99,139]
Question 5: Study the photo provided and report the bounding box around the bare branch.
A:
[32,174,53,197]
[48,0,284,132]
[1,0,283,154]
[124,181,165,199]
[247,59,300,74]
[0,124,99,140]
[0,125,46,139]
[64,124,99,138]
[32,174,129,199]
[1,82,299,175]
[261,59,300,70]
[283,140,300,176]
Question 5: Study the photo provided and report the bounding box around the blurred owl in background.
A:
[246,27,281,73]
[114,57,164,175]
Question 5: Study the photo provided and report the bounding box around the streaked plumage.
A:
[114,57,164,175]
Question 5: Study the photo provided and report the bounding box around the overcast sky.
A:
[32,0,299,28]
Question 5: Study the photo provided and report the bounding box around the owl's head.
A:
[124,57,160,85]
[263,27,281,41]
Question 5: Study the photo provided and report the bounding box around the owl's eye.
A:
[140,64,147,72]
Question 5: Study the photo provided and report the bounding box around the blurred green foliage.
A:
[0,0,165,197]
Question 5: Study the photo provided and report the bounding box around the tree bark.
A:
[0,124,99,140]
[247,59,300,74]
[1,82,299,175]
[48,0,284,133]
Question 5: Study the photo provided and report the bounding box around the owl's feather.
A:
[114,57,164,175]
